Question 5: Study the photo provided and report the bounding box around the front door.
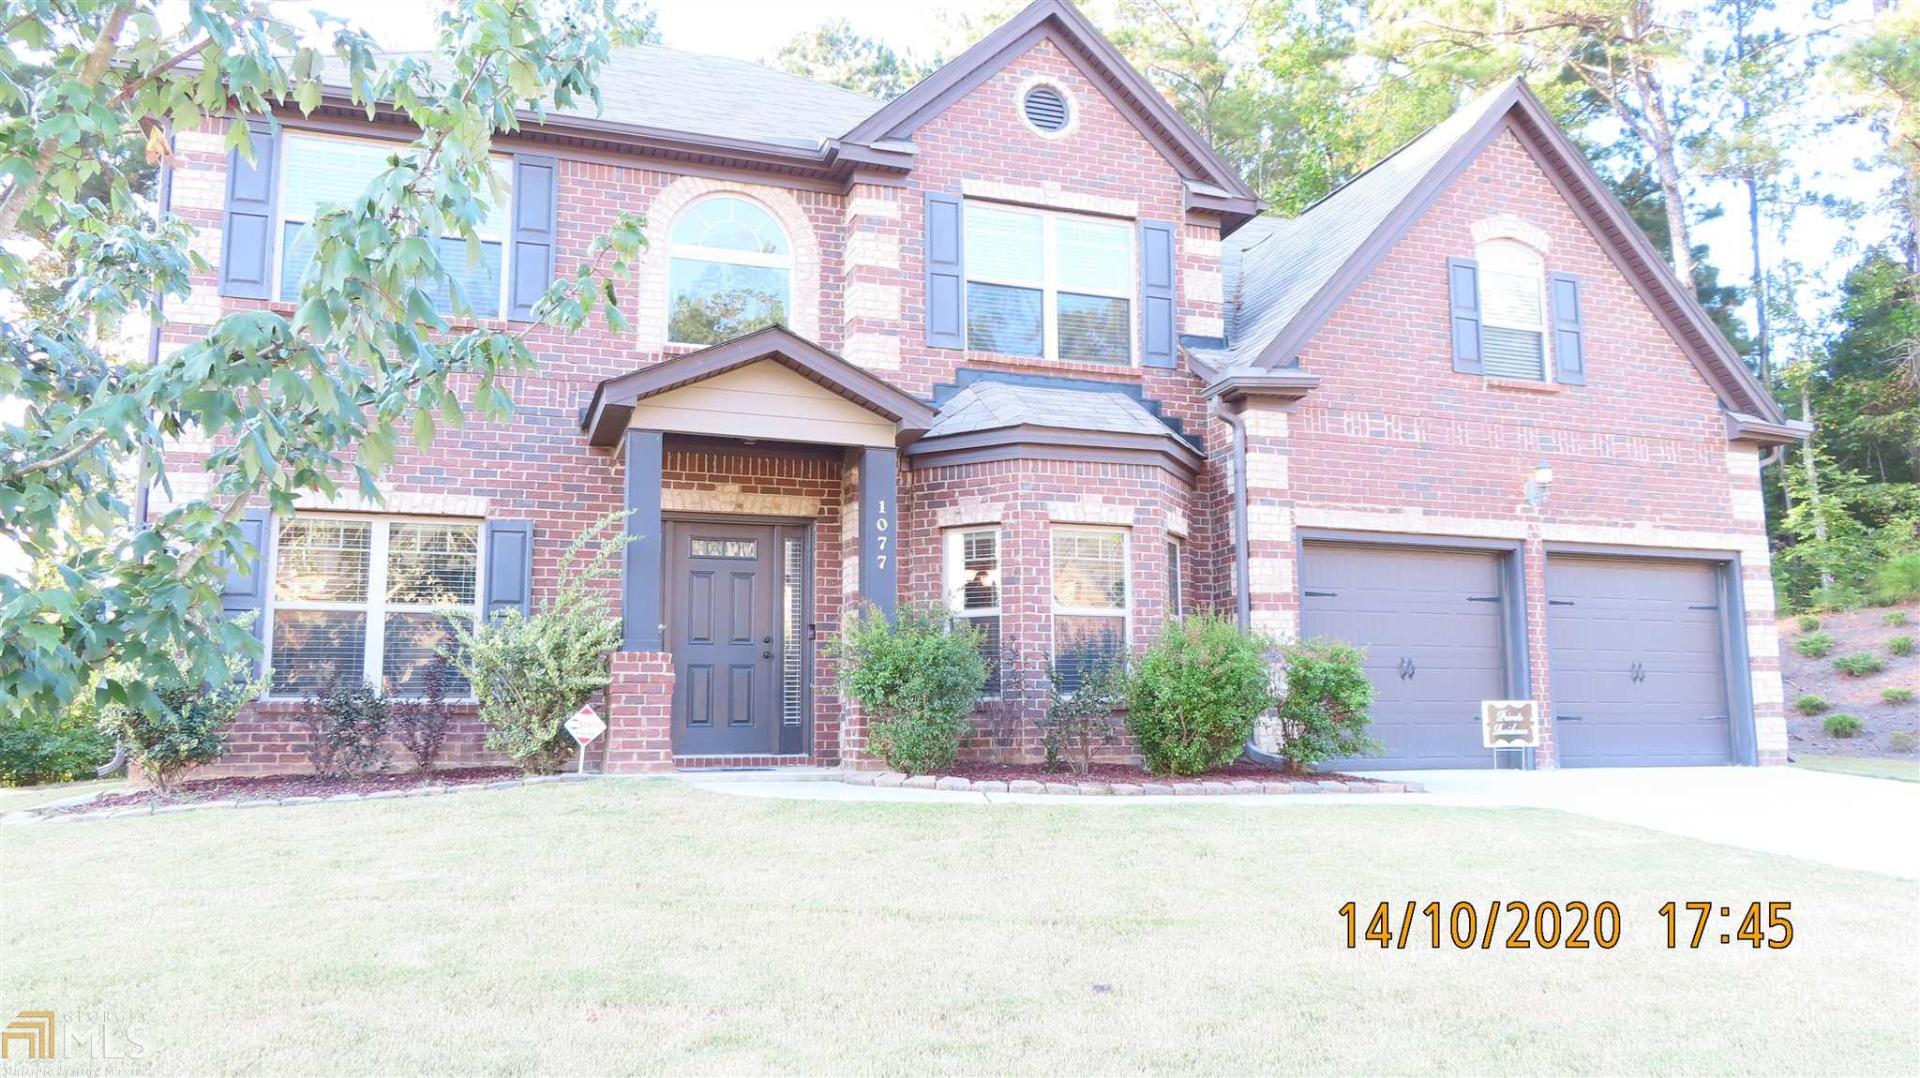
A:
[665,520,808,756]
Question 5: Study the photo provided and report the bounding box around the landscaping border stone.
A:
[0,771,597,827]
[827,772,1423,797]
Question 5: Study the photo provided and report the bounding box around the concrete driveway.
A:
[1356,765,1920,878]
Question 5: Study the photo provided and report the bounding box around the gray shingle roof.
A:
[321,44,885,151]
[926,381,1180,439]
[1216,81,1516,368]
[569,45,884,149]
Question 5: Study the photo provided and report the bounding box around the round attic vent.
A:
[1022,84,1070,133]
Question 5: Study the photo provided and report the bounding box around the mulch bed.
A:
[935,760,1373,785]
[52,766,520,816]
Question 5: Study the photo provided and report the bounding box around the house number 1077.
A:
[872,498,889,569]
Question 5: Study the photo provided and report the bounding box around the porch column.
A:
[624,430,664,651]
[857,446,898,619]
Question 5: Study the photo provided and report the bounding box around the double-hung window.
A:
[964,202,1133,365]
[1051,527,1128,692]
[277,133,511,318]
[1476,240,1549,380]
[268,517,481,699]
[943,528,1002,695]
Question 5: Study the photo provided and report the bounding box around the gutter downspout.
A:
[1218,399,1289,769]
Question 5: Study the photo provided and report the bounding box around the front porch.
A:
[579,327,937,772]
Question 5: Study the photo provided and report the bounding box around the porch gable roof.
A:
[581,325,938,448]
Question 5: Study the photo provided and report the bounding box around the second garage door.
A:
[1546,556,1736,767]
[1301,542,1512,770]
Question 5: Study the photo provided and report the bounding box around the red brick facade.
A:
[154,17,1786,777]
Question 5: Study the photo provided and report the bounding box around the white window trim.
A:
[944,526,1003,696]
[665,193,796,348]
[963,200,1138,366]
[262,513,485,701]
[1049,524,1132,668]
[1475,238,1554,383]
[272,130,514,318]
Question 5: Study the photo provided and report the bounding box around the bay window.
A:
[277,133,511,318]
[269,517,480,698]
[943,527,1003,695]
[964,202,1133,365]
[1051,527,1128,692]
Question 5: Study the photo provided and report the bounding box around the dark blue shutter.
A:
[1140,219,1177,368]
[218,120,279,299]
[1447,257,1483,374]
[219,509,271,674]
[484,520,534,618]
[924,192,964,348]
[1549,272,1586,385]
[508,154,557,321]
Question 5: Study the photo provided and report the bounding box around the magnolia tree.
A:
[0,0,652,721]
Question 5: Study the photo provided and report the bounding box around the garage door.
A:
[1301,543,1511,770]
[1546,556,1734,767]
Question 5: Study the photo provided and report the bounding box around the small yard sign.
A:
[1480,700,1540,749]
[565,705,606,774]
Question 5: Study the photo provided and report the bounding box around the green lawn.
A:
[0,778,124,815]
[3,781,1915,1075]
[1793,755,1920,782]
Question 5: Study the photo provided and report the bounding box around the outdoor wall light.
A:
[1523,459,1554,508]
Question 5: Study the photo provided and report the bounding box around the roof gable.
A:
[842,0,1258,216]
[1223,81,1786,425]
[583,326,937,447]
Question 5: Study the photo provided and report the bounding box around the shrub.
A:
[1796,615,1822,632]
[1793,694,1830,716]
[1274,638,1381,771]
[1887,636,1915,657]
[830,603,986,775]
[1885,611,1911,627]
[1821,713,1863,738]
[297,680,392,778]
[1871,553,1920,606]
[1882,687,1915,705]
[392,661,457,774]
[96,646,261,794]
[0,708,114,786]
[1039,653,1127,776]
[1794,632,1835,659]
[451,513,628,774]
[1127,614,1279,776]
[1889,731,1919,754]
[1833,652,1886,677]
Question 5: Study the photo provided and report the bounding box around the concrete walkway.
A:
[676,765,1920,878]
[1358,765,1920,879]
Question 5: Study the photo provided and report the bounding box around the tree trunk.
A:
[1734,1,1771,383]
[1625,1,1695,287]
[1799,383,1833,591]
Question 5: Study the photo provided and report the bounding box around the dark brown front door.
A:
[666,520,808,756]
[668,521,777,755]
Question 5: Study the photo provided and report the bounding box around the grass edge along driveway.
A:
[3,780,1915,1075]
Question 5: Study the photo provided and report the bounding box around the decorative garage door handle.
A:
[1629,660,1647,683]
[1397,656,1417,679]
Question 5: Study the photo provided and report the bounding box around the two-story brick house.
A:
[162,0,1805,776]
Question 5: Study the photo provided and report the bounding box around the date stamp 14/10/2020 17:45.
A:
[1338,900,1795,951]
